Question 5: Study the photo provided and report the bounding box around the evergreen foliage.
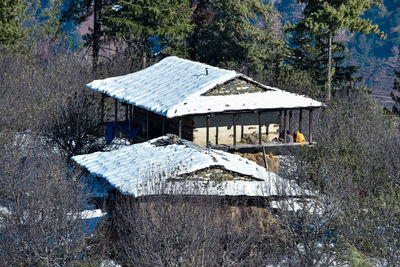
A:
[287,25,363,99]
[390,70,400,115]
[0,0,28,46]
[293,0,385,100]
[102,0,194,67]
[62,0,107,71]
[300,0,385,37]
[166,0,284,80]
[62,0,93,25]
[27,0,65,52]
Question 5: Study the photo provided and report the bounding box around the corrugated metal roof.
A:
[72,135,307,198]
[87,56,323,118]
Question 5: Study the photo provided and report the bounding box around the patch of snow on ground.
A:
[80,209,106,220]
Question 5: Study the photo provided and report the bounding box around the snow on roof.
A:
[87,56,323,118]
[72,135,308,198]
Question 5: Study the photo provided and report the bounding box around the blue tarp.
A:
[105,122,141,144]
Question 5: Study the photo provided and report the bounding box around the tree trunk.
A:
[326,33,332,102]
[93,0,102,75]
[142,52,147,69]
[142,41,147,69]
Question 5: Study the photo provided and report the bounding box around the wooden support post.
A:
[125,104,128,122]
[299,109,303,132]
[146,110,149,140]
[289,110,293,132]
[309,109,313,142]
[262,146,268,170]
[178,118,182,138]
[206,116,210,145]
[128,105,132,131]
[100,94,105,123]
[215,126,219,145]
[114,99,118,127]
[279,110,282,127]
[284,110,288,142]
[233,114,237,146]
[162,117,166,135]
[131,106,134,125]
[241,125,244,140]
[258,111,262,145]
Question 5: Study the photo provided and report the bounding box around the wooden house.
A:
[87,56,323,149]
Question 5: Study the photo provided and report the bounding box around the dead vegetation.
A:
[235,151,280,174]
[96,194,288,266]
[172,166,259,182]
[202,77,268,96]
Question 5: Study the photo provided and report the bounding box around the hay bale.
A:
[234,152,280,174]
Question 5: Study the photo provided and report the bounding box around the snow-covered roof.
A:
[72,135,308,198]
[87,56,323,118]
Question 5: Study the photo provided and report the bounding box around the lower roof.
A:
[72,135,309,198]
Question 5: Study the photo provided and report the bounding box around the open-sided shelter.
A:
[87,57,323,148]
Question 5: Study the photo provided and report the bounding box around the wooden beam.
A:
[125,103,128,122]
[131,106,134,126]
[241,124,244,140]
[278,110,282,139]
[146,110,149,140]
[100,94,105,123]
[162,117,166,135]
[186,107,311,117]
[215,126,219,145]
[114,99,118,127]
[299,109,303,132]
[206,115,210,146]
[258,111,262,145]
[213,141,315,151]
[128,105,132,131]
[262,146,268,170]
[178,118,182,138]
[284,110,288,142]
[233,114,237,146]
[309,109,313,142]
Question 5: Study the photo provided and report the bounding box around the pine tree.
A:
[62,0,106,72]
[102,0,193,69]
[28,0,65,53]
[166,0,284,80]
[0,0,28,46]
[287,24,362,99]
[390,70,400,115]
[295,0,385,101]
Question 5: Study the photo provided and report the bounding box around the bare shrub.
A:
[96,193,288,266]
[286,94,400,265]
[0,131,94,266]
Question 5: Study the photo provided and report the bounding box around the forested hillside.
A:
[64,0,400,105]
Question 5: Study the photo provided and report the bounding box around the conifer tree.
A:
[102,0,193,69]
[62,0,106,72]
[390,70,400,116]
[287,25,362,99]
[166,0,284,80]
[0,0,28,46]
[295,0,385,101]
